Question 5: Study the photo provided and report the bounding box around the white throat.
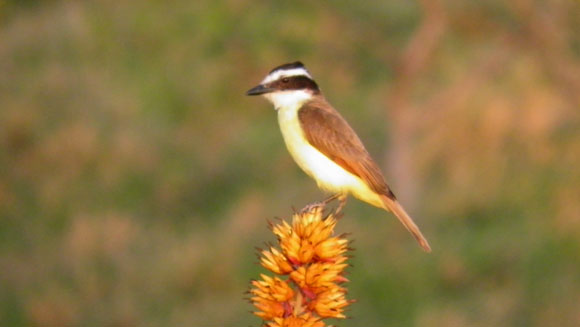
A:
[264,90,313,110]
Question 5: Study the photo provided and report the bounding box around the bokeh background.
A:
[1,0,579,326]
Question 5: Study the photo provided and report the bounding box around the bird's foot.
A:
[299,201,325,214]
[335,194,347,213]
[322,194,340,205]
[321,194,347,214]
[299,194,347,215]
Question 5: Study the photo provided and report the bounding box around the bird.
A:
[246,61,431,252]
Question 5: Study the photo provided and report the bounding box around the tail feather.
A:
[381,195,431,252]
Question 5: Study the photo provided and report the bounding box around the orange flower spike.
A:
[318,213,333,235]
[292,207,322,238]
[252,298,285,320]
[314,263,348,288]
[314,236,348,260]
[309,287,350,319]
[251,275,295,302]
[271,279,295,302]
[297,239,315,263]
[261,247,294,274]
[267,313,325,327]
[301,217,320,239]
[252,203,352,324]
[271,221,293,245]
[279,231,302,264]
[291,262,348,291]
[291,218,306,239]
[289,266,307,289]
[299,213,339,250]
[309,217,336,245]
[250,275,295,320]
[273,283,294,303]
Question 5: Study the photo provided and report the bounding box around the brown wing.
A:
[298,99,395,199]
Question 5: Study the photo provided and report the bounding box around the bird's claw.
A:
[299,202,325,214]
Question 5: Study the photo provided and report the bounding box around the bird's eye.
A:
[282,78,290,83]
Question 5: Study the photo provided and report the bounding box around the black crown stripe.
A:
[269,61,305,74]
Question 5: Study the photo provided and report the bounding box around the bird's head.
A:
[246,61,320,109]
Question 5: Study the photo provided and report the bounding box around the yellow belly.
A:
[277,105,384,208]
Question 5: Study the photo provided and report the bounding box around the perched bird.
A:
[246,61,431,252]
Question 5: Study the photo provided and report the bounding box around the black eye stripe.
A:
[269,76,319,92]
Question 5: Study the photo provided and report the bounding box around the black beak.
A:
[246,84,274,96]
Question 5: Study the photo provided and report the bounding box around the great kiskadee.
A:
[246,61,431,252]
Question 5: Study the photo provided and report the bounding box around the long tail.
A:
[380,195,431,252]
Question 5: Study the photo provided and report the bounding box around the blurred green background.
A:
[1,0,579,326]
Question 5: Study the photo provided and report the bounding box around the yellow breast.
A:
[276,103,381,207]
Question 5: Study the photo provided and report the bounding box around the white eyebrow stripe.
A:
[262,67,312,84]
